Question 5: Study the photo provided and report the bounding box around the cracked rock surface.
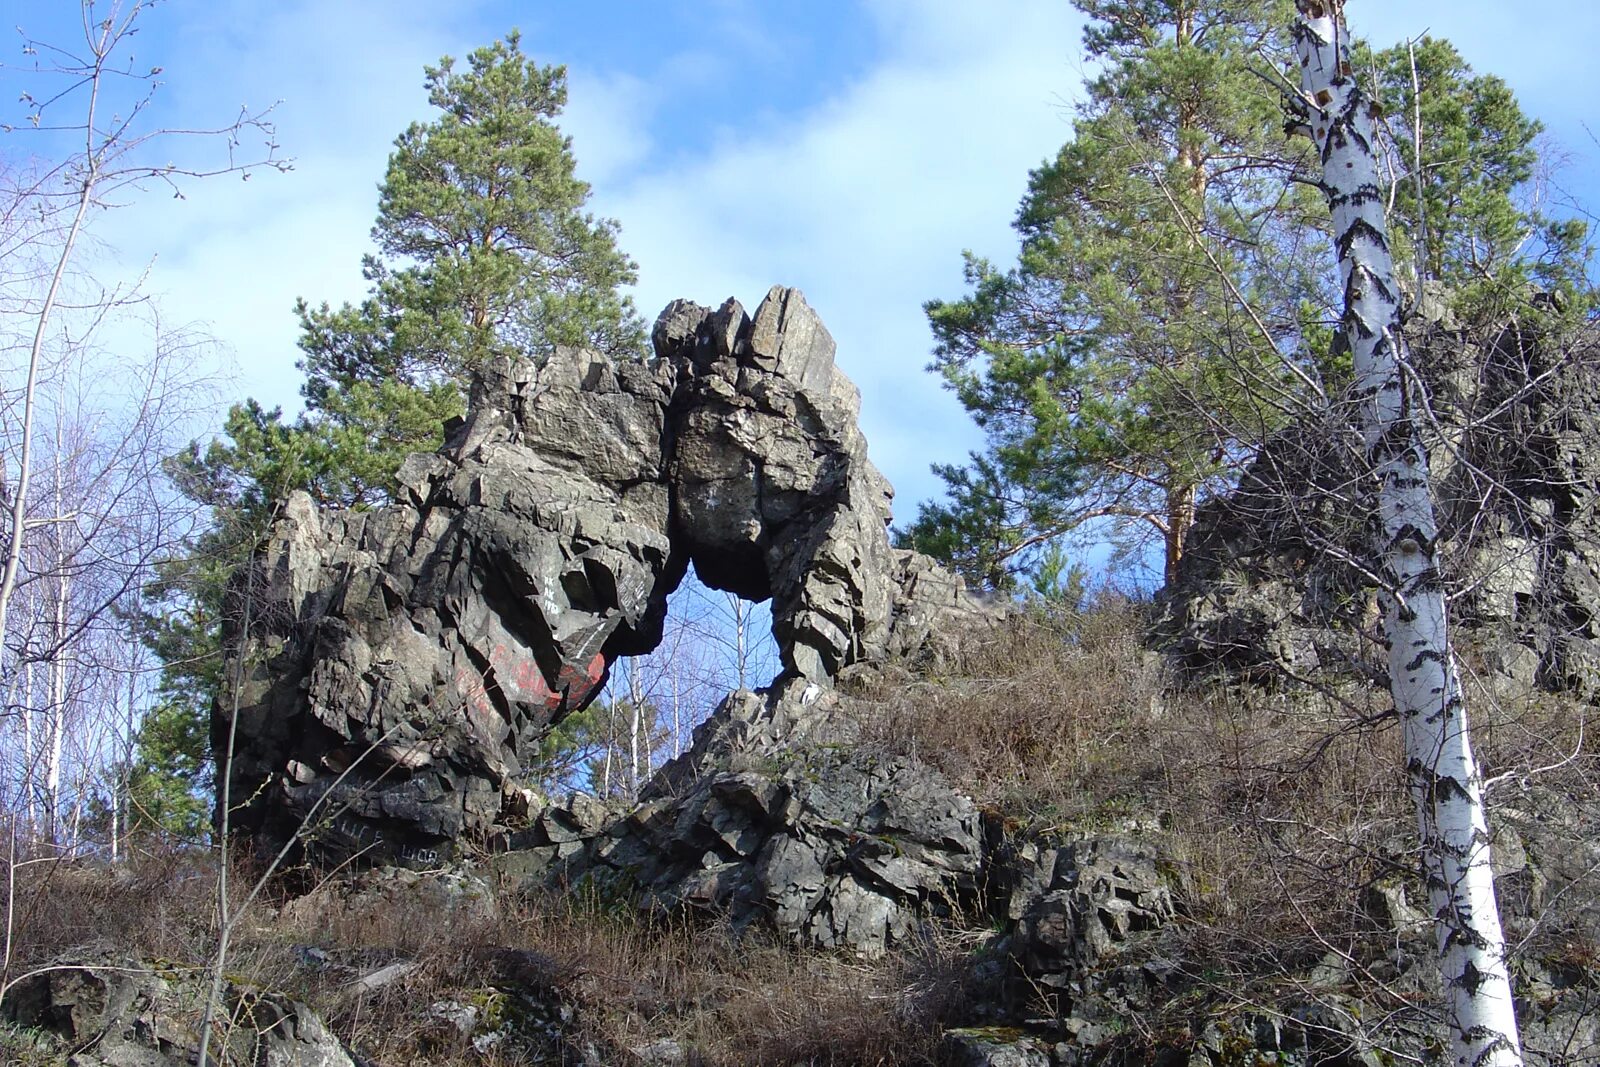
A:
[489,684,988,956]
[219,287,998,866]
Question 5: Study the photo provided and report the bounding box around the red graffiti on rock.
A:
[557,653,607,705]
[459,646,607,718]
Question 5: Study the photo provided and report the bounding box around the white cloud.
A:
[39,0,1592,528]
[82,0,491,416]
[563,69,658,188]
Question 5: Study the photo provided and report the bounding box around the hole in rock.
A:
[537,564,778,799]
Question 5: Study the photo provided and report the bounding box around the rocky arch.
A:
[219,287,993,864]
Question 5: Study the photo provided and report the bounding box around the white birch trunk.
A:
[114,641,138,860]
[627,659,645,798]
[1293,4,1523,1064]
[0,105,99,716]
[45,430,72,848]
[21,656,35,831]
[601,704,615,798]
[671,672,682,760]
[46,566,68,845]
[728,593,748,690]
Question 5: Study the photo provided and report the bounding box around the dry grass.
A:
[861,600,1600,1020]
[859,599,1171,828]
[1,847,965,1066]
[5,606,1598,1064]
[299,885,965,1066]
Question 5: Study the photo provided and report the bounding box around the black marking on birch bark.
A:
[1451,930,1484,964]
[1405,647,1447,672]
[1344,311,1377,341]
[1335,218,1390,260]
[1401,570,1445,598]
[1427,773,1473,806]
[1371,424,1412,463]
[1465,1030,1517,1064]
[1389,473,1428,493]
[1334,120,1372,160]
[1328,182,1381,209]
[1443,920,1492,953]
[1320,140,1334,166]
[1410,760,1449,792]
[1291,21,1325,57]
[1389,522,1436,553]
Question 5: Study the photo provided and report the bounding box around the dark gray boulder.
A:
[1002,835,1175,994]
[218,350,675,866]
[490,684,989,956]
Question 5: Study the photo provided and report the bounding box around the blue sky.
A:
[4,0,1597,533]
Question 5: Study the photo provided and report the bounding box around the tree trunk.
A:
[21,655,35,832]
[45,430,70,847]
[601,705,615,797]
[670,673,681,760]
[1293,4,1523,1064]
[1163,481,1196,588]
[46,569,69,847]
[627,660,645,798]
[733,594,748,690]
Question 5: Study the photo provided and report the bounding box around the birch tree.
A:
[1,0,286,845]
[1292,3,1523,1062]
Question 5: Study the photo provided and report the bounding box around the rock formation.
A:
[218,287,996,867]
[4,955,357,1067]
[1162,303,1600,695]
[491,685,989,955]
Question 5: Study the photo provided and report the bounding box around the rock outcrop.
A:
[1162,305,1600,695]
[3,956,356,1067]
[219,287,997,866]
[492,685,988,956]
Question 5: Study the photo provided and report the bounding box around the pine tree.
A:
[297,30,644,403]
[138,34,644,830]
[906,1,1589,595]
[1363,35,1590,318]
[906,0,1328,590]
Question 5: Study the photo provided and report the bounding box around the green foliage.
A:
[528,702,610,792]
[1028,542,1088,609]
[140,33,646,829]
[1362,35,1592,318]
[122,700,212,841]
[296,30,645,401]
[909,5,1591,595]
[909,0,1327,591]
[81,699,212,845]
